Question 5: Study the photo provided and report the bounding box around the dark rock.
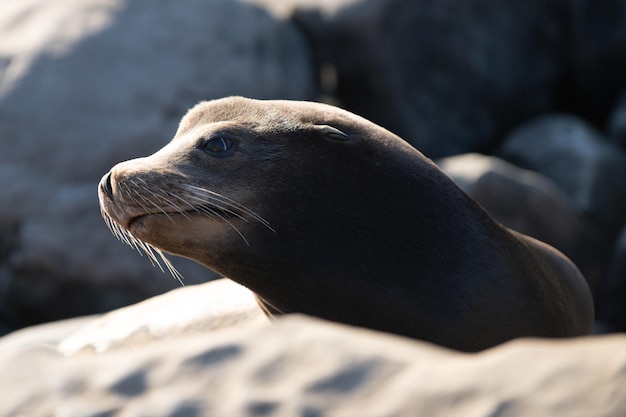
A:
[563,0,626,125]
[496,114,626,237]
[438,153,610,296]
[607,89,626,150]
[278,0,569,158]
[597,226,626,332]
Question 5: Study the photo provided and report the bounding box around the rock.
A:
[0,316,97,351]
[58,278,266,355]
[0,0,315,182]
[438,153,609,295]
[565,0,626,125]
[0,0,315,331]
[496,113,626,237]
[597,226,626,332]
[258,0,569,158]
[0,154,214,332]
[1,311,625,416]
[0,278,264,353]
[607,89,626,149]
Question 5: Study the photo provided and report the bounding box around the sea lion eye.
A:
[201,135,234,154]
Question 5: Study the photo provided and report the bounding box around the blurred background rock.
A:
[1,0,625,335]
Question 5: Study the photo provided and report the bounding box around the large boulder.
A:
[0,280,625,417]
[496,114,626,238]
[0,0,314,182]
[438,153,609,295]
[0,0,315,333]
[256,0,626,158]
[257,0,569,158]
[57,278,266,354]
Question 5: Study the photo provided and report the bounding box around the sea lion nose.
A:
[100,171,115,201]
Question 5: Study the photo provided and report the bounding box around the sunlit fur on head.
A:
[176,97,305,138]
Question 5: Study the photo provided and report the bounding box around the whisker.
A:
[102,178,273,284]
[166,184,274,245]
[122,181,177,226]
[179,193,248,222]
[131,179,176,223]
[135,238,184,285]
[153,246,185,285]
[185,184,276,232]
[101,211,185,285]
[201,205,250,246]
[167,193,250,245]
[153,187,194,220]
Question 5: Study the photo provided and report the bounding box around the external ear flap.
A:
[315,125,350,141]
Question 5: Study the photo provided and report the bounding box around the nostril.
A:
[101,171,115,200]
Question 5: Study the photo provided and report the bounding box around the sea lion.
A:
[98,96,593,352]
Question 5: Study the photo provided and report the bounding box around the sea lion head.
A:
[99,96,436,284]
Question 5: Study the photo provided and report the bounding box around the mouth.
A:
[127,204,243,231]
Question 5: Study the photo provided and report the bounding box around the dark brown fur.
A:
[99,96,594,351]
